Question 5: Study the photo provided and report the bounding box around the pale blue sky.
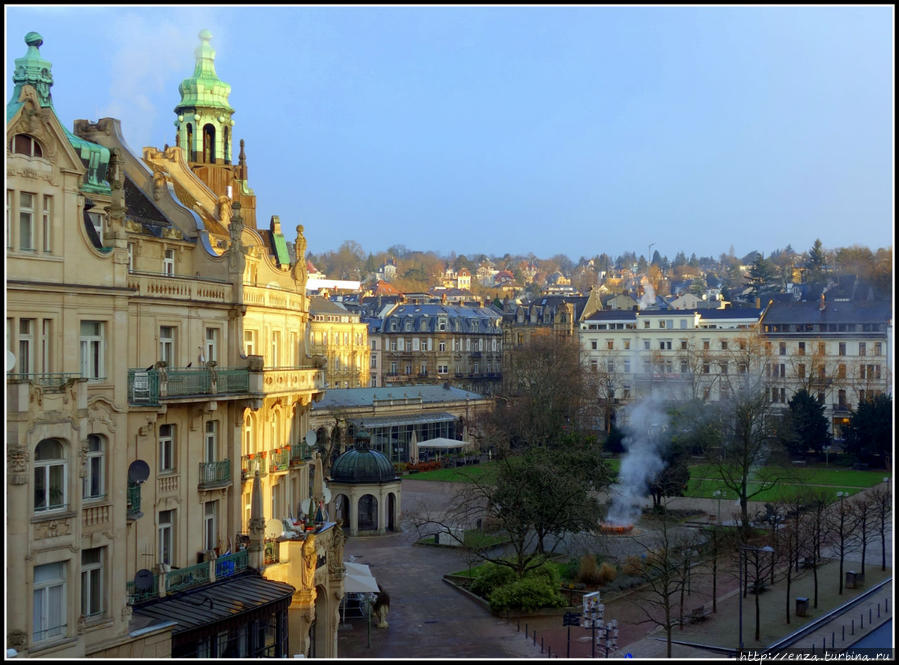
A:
[5,5,894,262]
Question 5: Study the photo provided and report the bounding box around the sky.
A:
[5,5,894,263]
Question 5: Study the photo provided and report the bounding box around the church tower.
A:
[174,29,257,226]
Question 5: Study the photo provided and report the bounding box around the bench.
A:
[687,604,711,624]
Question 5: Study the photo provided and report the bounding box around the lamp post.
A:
[837,491,847,594]
[739,545,774,651]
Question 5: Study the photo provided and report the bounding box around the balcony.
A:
[127,271,233,304]
[255,367,325,398]
[128,366,250,406]
[126,550,249,605]
[289,444,309,467]
[269,448,290,474]
[198,460,232,490]
[6,372,82,390]
[242,454,268,481]
[832,402,851,414]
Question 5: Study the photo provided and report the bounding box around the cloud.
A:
[98,10,230,151]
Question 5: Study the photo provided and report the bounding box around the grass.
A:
[407,460,499,483]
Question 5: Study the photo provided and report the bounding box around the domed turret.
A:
[330,434,397,484]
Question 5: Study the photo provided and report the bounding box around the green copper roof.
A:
[7,31,54,120]
[175,30,234,114]
[7,32,110,194]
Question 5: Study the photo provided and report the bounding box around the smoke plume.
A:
[605,395,669,526]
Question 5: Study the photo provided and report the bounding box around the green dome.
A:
[330,447,397,484]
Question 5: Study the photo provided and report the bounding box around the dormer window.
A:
[10,134,43,158]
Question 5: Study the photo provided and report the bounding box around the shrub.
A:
[488,576,566,613]
[470,562,516,598]
[621,555,644,577]
[597,562,617,585]
[577,554,603,585]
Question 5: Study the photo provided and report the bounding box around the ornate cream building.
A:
[309,296,370,389]
[7,30,344,658]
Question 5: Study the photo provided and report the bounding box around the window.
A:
[34,439,66,512]
[12,133,44,157]
[244,329,256,356]
[159,326,176,366]
[271,330,281,367]
[702,363,710,374]
[127,243,134,272]
[33,561,66,643]
[205,421,217,463]
[83,434,105,500]
[244,413,255,455]
[204,502,217,552]
[159,424,175,472]
[19,318,35,374]
[87,211,105,245]
[719,362,728,375]
[643,340,650,350]
[163,248,175,275]
[370,355,377,369]
[624,340,631,350]
[19,191,35,250]
[6,190,12,248]
[859,342,866,357]
[473,362,480,375]
[874,342,882,356]
[721,341,728,350]
[703,340,710,350]
[420,362,427,375]
[158,510,174,566]
[41,319,52,373]
[837,364,846,380]
[81,548,104,618]
[438,364,448,374]
[390,361,397,375]
[42,195,53,252]
[818,342,826,356]
[681,360,688,374]
[439,341,446,352]
[80,321,105,380]
[404,363,412,375]
[680,339,688,350]
[839,342,846,356]
[798,342,805,356]
[607,340,614,350]
[204,328,219,363]
[797,364,806,380]
[412,338,420,351]
[779,342,786,356]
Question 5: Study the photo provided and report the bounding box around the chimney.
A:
[819,292,826,312]
[755,297,761,309]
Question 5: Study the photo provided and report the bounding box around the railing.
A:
[832,402,851,413]
[198,460,232,489]
[6,372,81,389]
[126,483,142,518]
[215,549,249,579]
[127,272,233,303]
[269,448,290,473]
[128,367,250,405]
[242,455,268,480]
[290,444,309,466]
[259,367,325,395]
[126,573,158,605]
[165,561,211,593]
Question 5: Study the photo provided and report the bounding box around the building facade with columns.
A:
[6,30,343,658]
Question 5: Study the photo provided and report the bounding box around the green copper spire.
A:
[7,32,54,119]
[174,30,235,164]
[7,32,110,195]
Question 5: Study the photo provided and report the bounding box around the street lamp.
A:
[739,545,774,652]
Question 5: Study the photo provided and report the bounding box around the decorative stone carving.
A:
[34,517,73,540]
[8,446,30,475]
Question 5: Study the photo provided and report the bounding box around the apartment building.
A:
[309,296,370,389]
[578,307,764,430]
[7,31,343,658]
[373,303,504,394]
[759,298,892,440]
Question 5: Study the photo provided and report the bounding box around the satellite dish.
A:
[133,569,155,593]
[128,460,151,484]
[305,430,317,446]
[7,351,16,372]
[265,518,284,539]
[322,485,332,504]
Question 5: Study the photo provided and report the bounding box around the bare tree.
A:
[828,491,856,595]
[799,490,832,609]
[867,483,892,571]
[630,509,694,657]
[848,492,876,577]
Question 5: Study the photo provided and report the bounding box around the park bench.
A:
[688,603,712,623]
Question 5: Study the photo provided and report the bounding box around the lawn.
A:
[407,460,499,483]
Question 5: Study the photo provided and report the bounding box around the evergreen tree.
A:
[845,394,892,469]
[784,389,830,457]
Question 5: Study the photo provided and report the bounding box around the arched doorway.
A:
[357,494,378,532]
[387,492,396,531]
[202,123,216,163]
[334,494,350,528]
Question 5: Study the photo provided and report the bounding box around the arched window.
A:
[245,412,255,455]
[270,408,281,449]
[83,434,105,500]
[186,124,194,161]
[202,124,215,163]
[10,133,43,158]
[34,439,66,512]
[223,126,230,161]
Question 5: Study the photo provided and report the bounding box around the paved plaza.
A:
[337,479,892,659]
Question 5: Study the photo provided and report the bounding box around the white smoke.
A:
[638,278,655,310]
[605,395,670,526]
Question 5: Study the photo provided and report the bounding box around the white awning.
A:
[416,437,468,449]
[343,561,379,594]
